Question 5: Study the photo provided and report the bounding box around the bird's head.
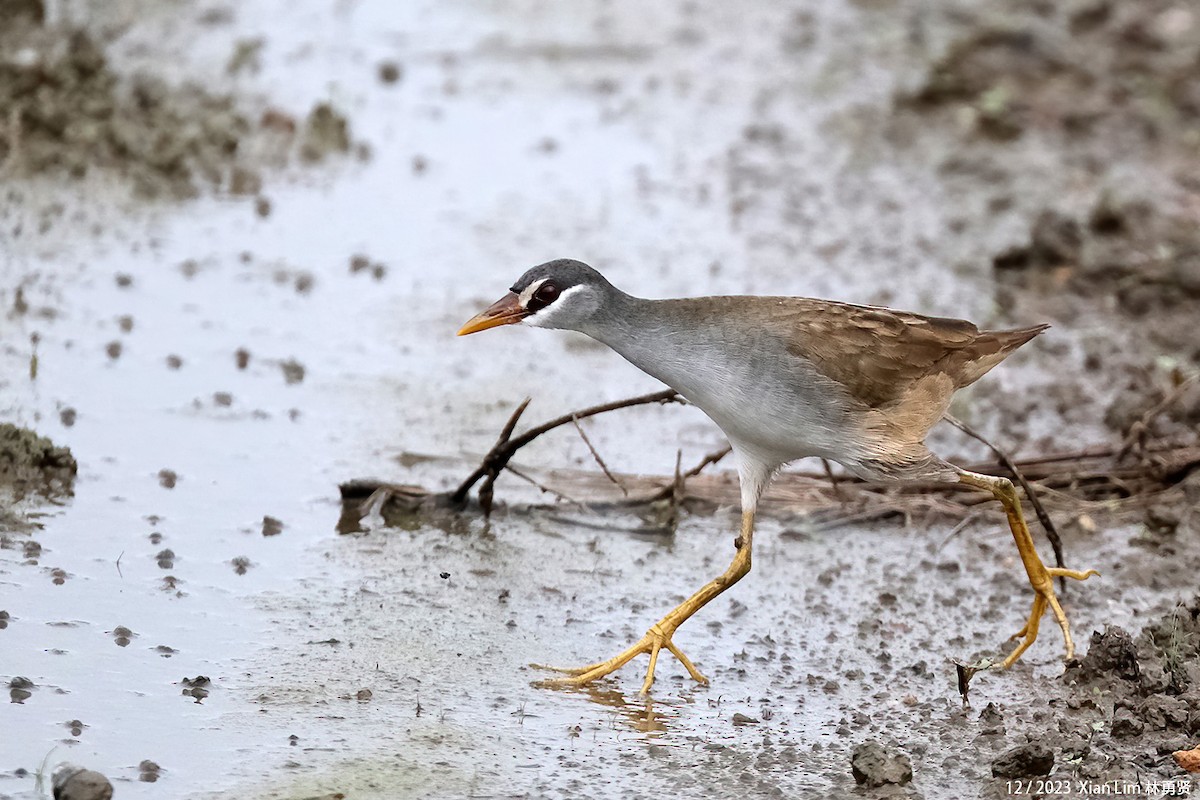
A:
[457,258,614,336]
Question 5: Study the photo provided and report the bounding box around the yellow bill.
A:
[457,292,528,336]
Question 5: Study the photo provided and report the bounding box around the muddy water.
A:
[2,1,1197,798]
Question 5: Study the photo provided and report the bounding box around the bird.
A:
[457,258,1098,695]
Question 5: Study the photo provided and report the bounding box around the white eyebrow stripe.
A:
[518,278,548,308]
[523,284,585,328]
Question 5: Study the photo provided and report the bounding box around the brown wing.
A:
[772,298,1047,409]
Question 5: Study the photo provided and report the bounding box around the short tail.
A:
[955,323,1049,388]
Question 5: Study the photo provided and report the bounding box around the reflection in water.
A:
[566,682,690,738]
[336,480,477,535]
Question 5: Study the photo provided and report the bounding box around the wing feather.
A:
[765,298,1045,408]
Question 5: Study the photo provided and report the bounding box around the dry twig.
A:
[944,414,1066,576]
[820,458,846,500]
[450,389,683,515]
[1116,373,1199,464]
[504,464,590,510]
[624,445,732,505]
[571,415,628,495]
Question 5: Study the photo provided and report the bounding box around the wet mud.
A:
[897,0,1200,149]
[1,0,1197,798]
[0,9,353,205]
[0,424,75,491]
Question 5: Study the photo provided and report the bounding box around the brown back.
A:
[776,299,1046,408]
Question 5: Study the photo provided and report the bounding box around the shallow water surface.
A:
[2,1,1196,798]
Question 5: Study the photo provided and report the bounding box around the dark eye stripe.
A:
[527,281,561,312]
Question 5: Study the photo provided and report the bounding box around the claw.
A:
[529,510,756,693]
[958,469,1100,669]
[531,624,708,695]
[530,661,606,677]
[1001,567,1098,668]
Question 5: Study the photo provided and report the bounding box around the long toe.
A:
[1002,594,1046,668]
[529,660,609,676]
[1003,563,1098,668]
[665,639,709,686]
[531,627,707,694]
[531,633,654,689]
[1045,565,1099,660]
[535,669,611,690]
[1047,567,1101,581]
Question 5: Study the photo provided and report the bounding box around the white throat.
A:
[523,283,589,330]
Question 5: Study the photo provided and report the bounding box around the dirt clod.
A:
[979,702,1004,733]
[991,741,1054,778]
[0,28,251,198]
[1111,709,1145,738]
[0,423,77,491]
[9,675,34,703]
[0,21,359,204]
[111,625,133,647]
[280,359,305,385]
[850,740,913,787]
[137,760,161,782]
[300,103,350,162]
[378,61,402,85]
[1067,626,1141,683]
[1175,744,1200,773]
[51,764,113,800]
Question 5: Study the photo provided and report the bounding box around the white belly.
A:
[599,328,861,469]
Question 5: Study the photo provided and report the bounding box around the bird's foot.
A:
[531,623,708,695]
[1002,566,1100,668]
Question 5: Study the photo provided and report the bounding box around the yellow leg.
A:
[533,510,756,694]
[958,470,1100,667]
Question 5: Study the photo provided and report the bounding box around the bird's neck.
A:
[578,295,704,393]
[577,293,655,358]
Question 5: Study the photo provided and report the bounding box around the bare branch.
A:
[625,445,732,504]
[504,465,590,510]
[451,389,682,507]
[498,397,532,445]
[820,458,846,500]
[507,389,682,451]
[656,450,686,535]
[469,397,532,517]
[571,414,628,495]
[342,438,1199,531]
[683,445,732,479]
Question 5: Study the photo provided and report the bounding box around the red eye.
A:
[533,282,560,305]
